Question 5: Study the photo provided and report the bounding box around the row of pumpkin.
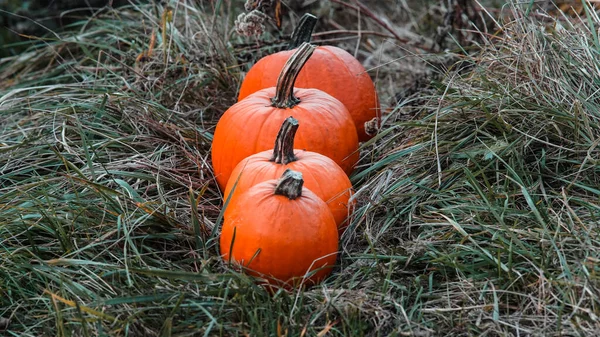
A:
[211,14,380,289]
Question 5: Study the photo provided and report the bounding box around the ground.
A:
[1,0,600,336]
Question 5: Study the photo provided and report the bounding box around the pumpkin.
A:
[220,169,339,288]
[224,116,354,235]
[212,42,359,190]
[238,13,380,142]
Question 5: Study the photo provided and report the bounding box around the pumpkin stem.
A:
[271,42,316,109]
[274,169,303,200]
[288,13,317,49]
[271,117,299,164]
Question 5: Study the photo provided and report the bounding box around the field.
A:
[2,0,600,336]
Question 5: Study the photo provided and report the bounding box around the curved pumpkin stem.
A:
[271,116,299,164]
[288,13,317,49]
[271,42,316,109]
[274,169,303,200]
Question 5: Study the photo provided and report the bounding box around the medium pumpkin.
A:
[238,14,380,141]
[225,116,354,235]
[212,42,359,190]
[220,169,339,288]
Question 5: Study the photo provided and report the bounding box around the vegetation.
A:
[1,0,600,336]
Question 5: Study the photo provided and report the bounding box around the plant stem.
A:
[288,13,317,49]
[271,117,299,164]
[274,169,303,200]
[271,42,316,109]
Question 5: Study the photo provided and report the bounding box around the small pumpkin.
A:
[220,169,339,288]
[238,13,380,141]
[212,42,359,190]
[225,116,354,235]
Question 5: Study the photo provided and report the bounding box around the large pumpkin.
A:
[212,42,359,190]
[220,169,339,288]
[238,14,380,141]
[225,116,354,235]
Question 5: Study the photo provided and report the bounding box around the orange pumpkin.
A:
[225,116,354,235]
[220,169,339,288]
[212,42,359,190]
[238,14,380,142]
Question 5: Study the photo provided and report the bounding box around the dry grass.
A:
[1,0,600,336]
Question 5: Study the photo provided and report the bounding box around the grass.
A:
[1,0,600,336]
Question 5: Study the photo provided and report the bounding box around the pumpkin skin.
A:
[224,117,354,235]
[212,43,359,190]
[238,46,380,142]
[220,170,339,288]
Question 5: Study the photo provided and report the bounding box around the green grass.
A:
[2,0,600,336]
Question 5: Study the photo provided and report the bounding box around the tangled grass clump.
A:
[351,2,600,334]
